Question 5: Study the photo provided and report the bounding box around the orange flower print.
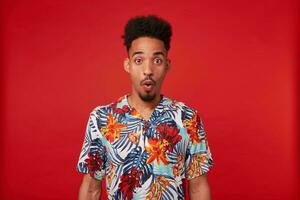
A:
[101,113,127,143]
[173,165,179,177]
[145,138,169,165]
[183,113,202,145]
[173,154,184,177]
[146,176,170,200]
[130,107,142,119]
[128,132,140,144]
[107,163,117,186]
[187,154,208,178]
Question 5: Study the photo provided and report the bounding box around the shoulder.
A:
[85,101,117,132]
[164,96,201,119]
[88,98,119,120]
[89,104,110,118]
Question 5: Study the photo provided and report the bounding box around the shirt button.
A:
[143,121,150,131]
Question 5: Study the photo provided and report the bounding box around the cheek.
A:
[129,70,141,84]
[129,65,141,75]
[156,69,168,81]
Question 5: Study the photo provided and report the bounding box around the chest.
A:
[103,114,190,164]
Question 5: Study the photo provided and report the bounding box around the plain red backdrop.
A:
[1,0,299,199]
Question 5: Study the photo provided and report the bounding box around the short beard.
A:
[138,92,156,102]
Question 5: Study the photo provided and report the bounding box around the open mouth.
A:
[142,80,155,92]
[143,83,154,91]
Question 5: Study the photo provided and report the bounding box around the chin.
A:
[138,92,156,102]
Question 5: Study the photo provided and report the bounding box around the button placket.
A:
[142,120,150,132]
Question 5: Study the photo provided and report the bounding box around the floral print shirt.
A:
[77,94,214,200]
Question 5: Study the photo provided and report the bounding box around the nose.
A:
[143,60,153,76]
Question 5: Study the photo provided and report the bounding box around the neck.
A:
[127,91,162,112]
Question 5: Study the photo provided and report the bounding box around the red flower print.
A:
[119,167,142,200]
[156,123,182,152]
[84,152,102,177]
[130,107,142,119]
[112,103,130,114]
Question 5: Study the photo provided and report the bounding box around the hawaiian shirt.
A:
[77,94,214,200]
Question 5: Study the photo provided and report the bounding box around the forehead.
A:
[129,37,167,57]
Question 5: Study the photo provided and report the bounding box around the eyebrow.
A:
[131,51,166,57]
[131,51,144,57]
[153,51,165,56]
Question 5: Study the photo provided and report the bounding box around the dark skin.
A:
[123,37,170,121]
[78,36,211,200]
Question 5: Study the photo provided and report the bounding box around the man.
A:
[77,15,214,200]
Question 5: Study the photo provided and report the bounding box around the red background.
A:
[1,0,299,199]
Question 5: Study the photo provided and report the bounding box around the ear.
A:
[166,58,171,71]
[123,57,130,73]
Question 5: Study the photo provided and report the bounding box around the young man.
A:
[77,15,214,200]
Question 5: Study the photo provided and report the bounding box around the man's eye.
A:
[134,58,142,65]
[154,58,163,64]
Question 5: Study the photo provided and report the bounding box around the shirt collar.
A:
[116,93,176,116]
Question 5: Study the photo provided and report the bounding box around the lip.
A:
[141,79,156,92]
[142,80,155,85]
[143,84,154,92]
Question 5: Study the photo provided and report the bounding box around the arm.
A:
[188,173,212,200]
[78,174,101,200]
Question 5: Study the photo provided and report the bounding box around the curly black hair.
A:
[122,15,172,52]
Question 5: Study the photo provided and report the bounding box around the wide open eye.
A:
[153,58,163,65]
[134,58,143,65]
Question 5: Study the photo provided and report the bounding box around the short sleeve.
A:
[184,111,214,180]
[76,108,107,180]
